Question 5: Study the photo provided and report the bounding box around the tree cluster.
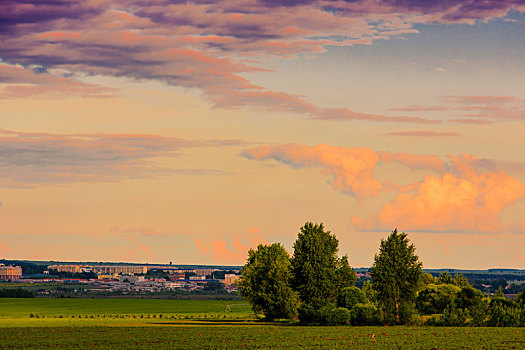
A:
[238,222,525,327]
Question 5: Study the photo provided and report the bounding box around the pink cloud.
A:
[0,129,242,186]
[8,0,517,123]
[0,63,115,99]
[386,131,461,137]
[110,226,164,237]
[392,95,525,124]
[389,105,450,112]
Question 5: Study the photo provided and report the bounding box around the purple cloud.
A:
[1,0,523,122]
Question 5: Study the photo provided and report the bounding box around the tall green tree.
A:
[291,222,356,309]
[371,229,422,324]
[238,243,298,320]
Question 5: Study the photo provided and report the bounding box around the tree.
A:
[371,229,422,324]
[337,286,366,310]
[516,286,525,306]
[237,243,298,320]
[291,222,356,309]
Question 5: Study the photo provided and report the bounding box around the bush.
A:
[324,307,351,326]
[298,304,341,325]
[349,303,382,326]
[337,286,366,310]
[298,303,319,324]
[442,305,468,326]
[487,303,523,327]
[456,286,484,310]
[416,284,460,314]
[425,305,469,327]
[468,299,490,326]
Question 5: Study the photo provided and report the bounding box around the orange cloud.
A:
[0,243,8,258]
[244,143,383,200]
[352,157,525,233]
[246,143,525,234]
[125,236,153,259]
[381,151,446,173]
[195,234,269,264]
[244,144,447,200]
[195,238,209,254]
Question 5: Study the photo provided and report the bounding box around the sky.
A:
[1,0,524,269]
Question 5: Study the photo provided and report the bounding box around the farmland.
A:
[0,298,524,349]
[0,298,252,319]
[1,324,524,349]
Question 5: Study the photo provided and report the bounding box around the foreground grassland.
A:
[0,299,524,349]
[1,325,524,349]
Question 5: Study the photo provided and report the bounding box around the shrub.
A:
[298,304,338,325]
[337,287,366,310]
[442,305,468,326]
[349,303,382,326]
[487,303,522,327]
[468,299,490,326]
[416,284,461,314]
[324,308,351,326]
[456,286,484,310]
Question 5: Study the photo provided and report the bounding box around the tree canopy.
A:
[291,222,356,309]
[371,229,422,324]
[237,243,298,320]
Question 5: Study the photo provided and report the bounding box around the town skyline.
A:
[1,1,524,268]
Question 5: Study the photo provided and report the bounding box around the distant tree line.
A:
[0,288,35,298]
[238,222,525,327]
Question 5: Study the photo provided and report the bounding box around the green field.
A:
[0,298,524,349]
[0,298,252,319]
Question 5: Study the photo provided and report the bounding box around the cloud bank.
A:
[2,1,523,122]
[0,129,243,186]
[244,143,525,233]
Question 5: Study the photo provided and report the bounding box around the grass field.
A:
[0,298,252,319]
[0,298,524,349]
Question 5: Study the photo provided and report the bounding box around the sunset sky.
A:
[1,0,524,268]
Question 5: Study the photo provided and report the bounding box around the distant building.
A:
[193,269,219,277]
[48,264,85,273]
[224,274,240,286]
[167,272,185,281]
[117,275,145,283]
[97,273,119,280]
[189,275,206,280]
[0,264,22,280]
[92,265,148,275]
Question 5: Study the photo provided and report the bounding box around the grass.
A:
[0,298,252,319]
[0,298,523,349]
[0,324,524,349]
